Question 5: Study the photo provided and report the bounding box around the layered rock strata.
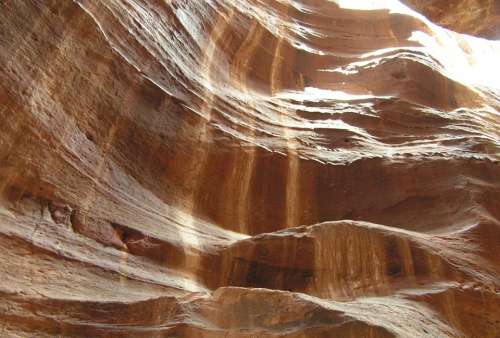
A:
[0,0,499,337]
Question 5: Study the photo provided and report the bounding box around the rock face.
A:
[0,0,499,337]
[403,0,500,39]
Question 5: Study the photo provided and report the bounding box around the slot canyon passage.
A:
[0,0,499,337]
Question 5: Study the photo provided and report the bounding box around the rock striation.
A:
[0,0,499,337]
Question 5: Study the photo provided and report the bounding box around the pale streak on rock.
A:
[227,21,263,233]
[270,0,301,229]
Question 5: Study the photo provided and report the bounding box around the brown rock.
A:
[71,210,127,250]
[48,201,73,226]
[403,0,500,38]
[0,0,498,337]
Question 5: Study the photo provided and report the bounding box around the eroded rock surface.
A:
[0,0,499,337]
[403,0,500,39]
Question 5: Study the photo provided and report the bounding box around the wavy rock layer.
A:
[0,0,499,337]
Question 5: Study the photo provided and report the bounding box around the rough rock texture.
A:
[403,0,500,39]
[0,0,499,337]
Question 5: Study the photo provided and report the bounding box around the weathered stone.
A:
[71,210,128,250]
[0,0,498,337]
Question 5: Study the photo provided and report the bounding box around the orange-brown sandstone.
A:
[0,0,499,337]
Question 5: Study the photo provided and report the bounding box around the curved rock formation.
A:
[0,0,499,337]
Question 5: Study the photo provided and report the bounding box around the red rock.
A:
[0,0,499,337]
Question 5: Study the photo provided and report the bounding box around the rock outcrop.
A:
[0,0,499,337]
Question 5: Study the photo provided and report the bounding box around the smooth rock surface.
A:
[0,0,499,337]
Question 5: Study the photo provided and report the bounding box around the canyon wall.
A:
[0,0,499,337]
